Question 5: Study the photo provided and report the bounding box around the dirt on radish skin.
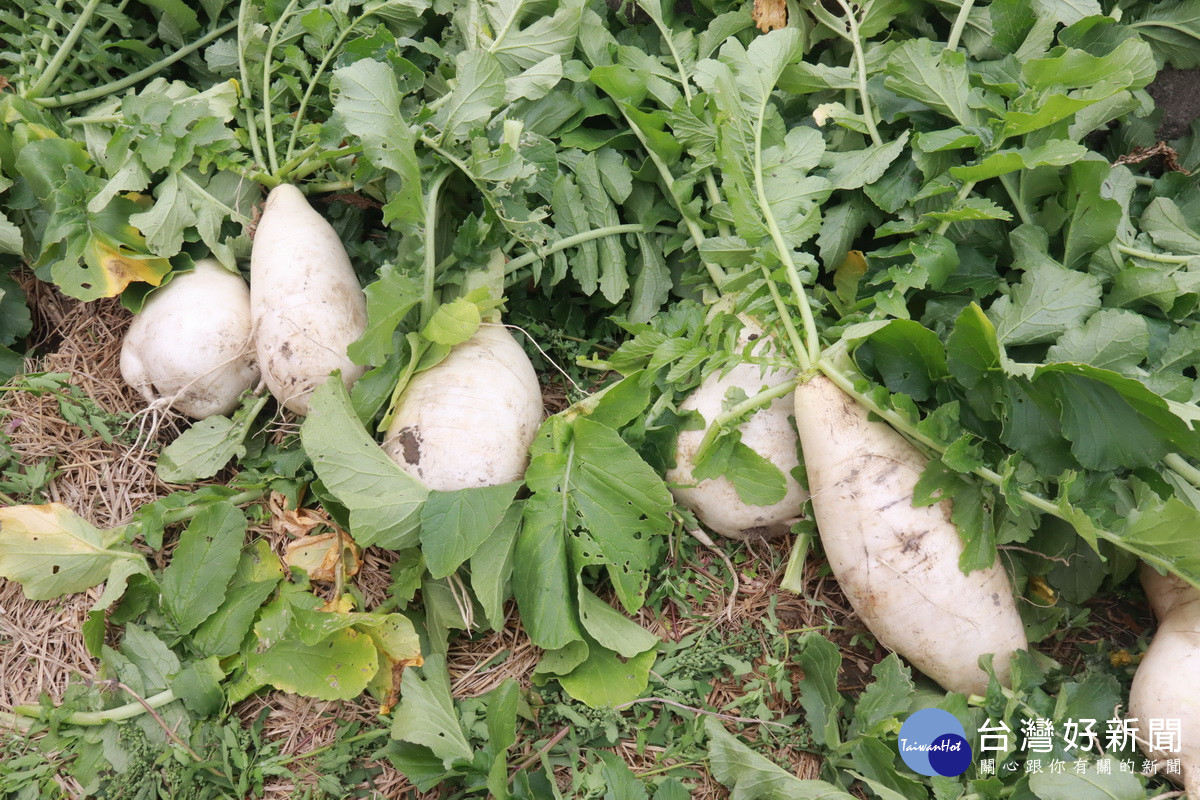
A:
[120,258,259,419]
[383,324,543,490]
[1128,565,1200,795]
[793,373,1027,695]
[250,184,367,416]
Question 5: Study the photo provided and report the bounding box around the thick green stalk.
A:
[1166,454,1200,490]
[0,710,33,733]
[946,0,977,52]
[831,0,883,147]
[65,113,121,126]
[160,488,265,525]
[1116,243,1196,265]
[751,98,820,368]
[32,0,69,77]
[487,0,528,53]
[419,169,454,328]
[39,20,238,107]
[284,146,361,183]
[302,179,357,194]
[763,267,811,370]
[27,0,102,98]
[13,689,176,726]
[934,179,978,237]
[634,2,731,240]
[999,173,1033,226]
[611,106,727,286]
[262,0,302,176]
[238,2,267,171]
[93,0,132,40]
[504,224,677,273]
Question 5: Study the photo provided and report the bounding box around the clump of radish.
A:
[250,184,367,416]
[120,258,258,419]
[666,321,807,540]
[1128,564,1200,795]
[793,373,1027,695]
[382,323,543,490]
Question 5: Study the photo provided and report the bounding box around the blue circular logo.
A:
[897,709,972,776]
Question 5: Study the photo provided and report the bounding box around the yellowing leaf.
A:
[285,531,362,583]
[0,503,145,600]
[44,195,174,300]
[365,614,424,713]
[1029,575,1057,604]
[81,227,172,296]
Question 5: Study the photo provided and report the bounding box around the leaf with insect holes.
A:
[332,58,425,229]
[160,501,246,634]
[247,625,380,700]
[523,417,672,615]
[0,504,146,600]
[391,654,473,765]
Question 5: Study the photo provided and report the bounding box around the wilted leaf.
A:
[752,0,787,32]
[365,614,423,713]
[285,531,362,583]
[268,491,335,538]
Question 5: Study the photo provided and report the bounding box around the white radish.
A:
[382,323,543,491]
[250,184,367,416]
[793,373,1027,695]
[120,258,258,419]
[1128,564,1200,795]
[666,322,807,540]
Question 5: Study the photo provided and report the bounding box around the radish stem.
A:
[39,21,239,107]
[238,3,267,171]
[262,0,302,176]
[831,0,883,147]
[946,0,976,52]
[12,689,176,726]
[691,377,800,461]
[27,0,102,99]
[504,225,676,273]
[420,168,454,328]
[31,0,68,77]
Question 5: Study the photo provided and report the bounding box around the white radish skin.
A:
[250,184,367,416]
[120,259,258,419]
[383,324,543,491]
[666,358,806,540]
[793,373,1027,695]
[1128,565,1200,796]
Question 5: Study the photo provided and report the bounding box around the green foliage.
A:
[4,0,1200,798]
